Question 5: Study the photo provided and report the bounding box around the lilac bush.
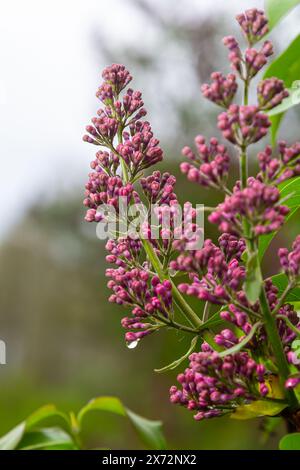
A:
[83,9,300,435]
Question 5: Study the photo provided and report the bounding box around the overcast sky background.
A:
[1,0,299,237]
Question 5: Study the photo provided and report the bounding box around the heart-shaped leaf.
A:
[231,400,287,420]
[77,396,166,450]
[279,432,300,450]
[17,428,77,450]
[259,177,300,261]
[271,273,300,302]
[0,423,25,450]
[264,33,300,140]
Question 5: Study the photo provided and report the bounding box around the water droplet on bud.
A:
[126,339,139,349]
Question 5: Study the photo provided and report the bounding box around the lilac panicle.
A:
[170,351,268,420]
[208,178,289,236]
[278,235,300,281]
[236,9,269,45]
[106,263,173,344]
[180,136,230,190]
[170,236,246,305]
[257,78,289,110]
[117,121,163,173]
[140,171,177,204]
[223,36,273,80]
[258,141,300,184]
[84,172,140,222]
[218,105,271,146]
[201,72,238,108]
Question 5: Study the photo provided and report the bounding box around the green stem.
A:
[239,77,298,410]
[244,79,249,106]
[239,146,248,189]
[117,125,129,183]
[141,239,222,350]
[259,287,298,408]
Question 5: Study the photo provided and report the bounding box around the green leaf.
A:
[271,273,300,302]
[279,432,300,450]
[258,177,300,261]
[244,252,262,303]
[264,34,300,85]
[155,336,198,373]
[269,113,284,147]
[267,85,300,144]
[77,396,166,450]
[231,400,287,420]
[78,396,126,425]
[0,423,25,450]
[264,33,300,139]
[25,404,70,431]
[125,409,166,450]
[265,0,300,30]
[17,428,77,450]
[268,85,300,117]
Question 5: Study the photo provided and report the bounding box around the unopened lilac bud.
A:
[285,377,300,389]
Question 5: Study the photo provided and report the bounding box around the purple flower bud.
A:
[236,9,269,45]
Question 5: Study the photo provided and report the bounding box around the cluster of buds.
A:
[209,178,289,236]
[99,64,132,97]
[90,150,119,177]
[218,105,271,146]
[279,235,300,281]
[171,238,245,305]
[106,266,173,345]
[257,78,289,111]
[105,238,142,268]
[201,72,238,108]
[219,285,300,354]
[236,9,268,45]
[258,141,300,184]
[180,136,230,190]
[84,173,139,222]
[140,171,177,205]
[117,121,163,174]
[223,36,273,81]
[83,109,119,146]
[170,351,269,420]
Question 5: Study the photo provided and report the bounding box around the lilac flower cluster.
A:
[105,238,141,268]
[209,178,289,236]
[84,173,139,222]
[236,9,268,45]
[106,265,173,345]
[170,351,268,420]
[140,171,177,205]
[217,105,271,146]
[83,7,300,427]
[223,36,273,80]
[258,141,300,184]
[201,72,238,108]
[257,78,289,111]
[279,235,300,281]
[171,237,245,305]
[218,281,300,356]
[117,121,163,175]
[180,136,230,190]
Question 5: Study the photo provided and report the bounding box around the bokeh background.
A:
[1,0,300,449]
